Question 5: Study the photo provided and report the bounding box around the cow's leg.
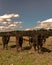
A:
[44,39,46,44]
[29,37,32,47]
[37,44,40,53]
[2,36,5,49]
[5,37,9,50]
[29,41,31,47]
[29,42,32,48]
[29,37,33,47]
[19,42,23,50]
[21,43,23,50]
[33,43,37,51]
[16,35,19,51]
[3,42,5,49]
[5,43,8,50]
[40,43,43,53]
[2,37,5,49]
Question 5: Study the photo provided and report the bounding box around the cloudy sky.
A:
[0,0,52,31]
[0,13,22,31]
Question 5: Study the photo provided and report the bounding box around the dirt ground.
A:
[0,36,52,65]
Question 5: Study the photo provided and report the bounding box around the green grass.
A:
[0,36,52,65]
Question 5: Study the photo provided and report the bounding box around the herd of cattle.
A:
[1,30,50,53]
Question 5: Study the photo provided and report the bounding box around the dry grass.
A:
[0,36,52,65]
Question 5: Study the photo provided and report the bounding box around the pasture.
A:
[0,36,52,65]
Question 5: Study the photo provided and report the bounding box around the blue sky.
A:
[0,0,52,30]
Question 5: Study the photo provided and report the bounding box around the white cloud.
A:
[0,21,22,32]
[0,26,4,28]
[0,18,12,24]
[8,22,22,27]
[0,14,19,19]
[0,18,4,22]
[41,18,52,23]
[0,22,11,25]
[34,18,52,29]
[0,14,22,32]
[13,21,22,24]
[0,14,19,23]
[0,26,6,31]
[6,19,11,22]
[25,28,33,31]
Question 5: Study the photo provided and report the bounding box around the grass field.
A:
[0,36,52,65]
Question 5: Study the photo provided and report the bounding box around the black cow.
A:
[33,34,38,51]
[33,33,46,53]
[2,35,10,50]
[18,35,23,50]
[37,34,43,53]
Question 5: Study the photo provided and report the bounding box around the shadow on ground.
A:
[10,45,16,48]
[0,43,2,45]
[22,46,32,50]
[10,45,32,50]
[42,47,52,53]
[10,45,52,53]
